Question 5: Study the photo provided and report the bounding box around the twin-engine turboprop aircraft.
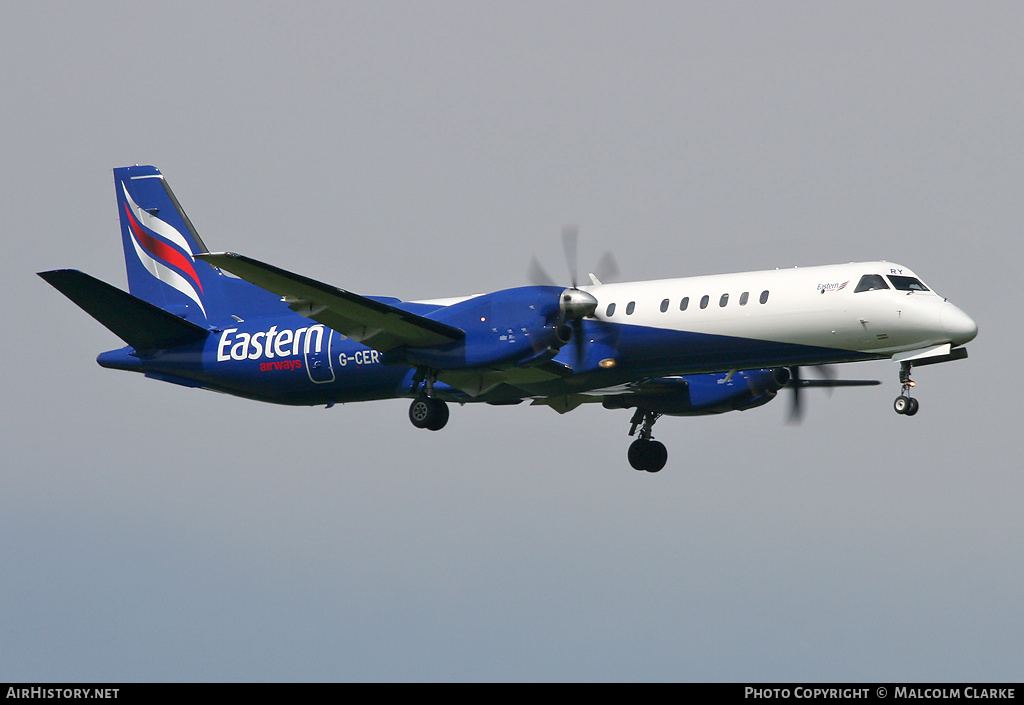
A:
[40,166,978,472]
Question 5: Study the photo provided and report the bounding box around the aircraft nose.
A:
[941,303,978,345]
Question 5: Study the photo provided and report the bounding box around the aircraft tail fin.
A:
[113,165,276,322]
[39,269,209,350]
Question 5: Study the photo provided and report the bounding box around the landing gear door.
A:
[304,325,336,384]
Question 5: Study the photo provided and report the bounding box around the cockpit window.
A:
[887,275,929,292]
[854,274,889,293]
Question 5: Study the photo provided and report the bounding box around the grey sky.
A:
[2,1,1020,681]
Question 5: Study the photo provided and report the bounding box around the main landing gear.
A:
[627,408,668,473]
[409,395,449,430]
[409,367,450,431]
[893,361,920,417]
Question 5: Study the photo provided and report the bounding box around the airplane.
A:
[39,165,978,473]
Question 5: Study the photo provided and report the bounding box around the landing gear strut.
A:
[894,361,920,416]
[409,367,449,431]
[627,408,667,472]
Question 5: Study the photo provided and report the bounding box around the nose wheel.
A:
[893,395,919,416]
[894,361,920,416]
[627,409,668,472]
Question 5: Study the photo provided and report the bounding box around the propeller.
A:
[528,226,619,369]
[529,226,620,289]
[590,250,620,285]
[563,225,579,288]
[785,365,881,423]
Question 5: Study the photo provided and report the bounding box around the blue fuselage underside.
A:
[97,312,880,407]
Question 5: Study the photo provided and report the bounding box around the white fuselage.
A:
[582,261,976,356]
[423,261,977,363]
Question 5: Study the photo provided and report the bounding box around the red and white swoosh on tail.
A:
[122,183,207,318]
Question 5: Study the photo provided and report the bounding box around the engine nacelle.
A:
[382,286,577,370]
[603,368,789,416]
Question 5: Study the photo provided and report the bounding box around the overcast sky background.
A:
[2,2,1021,682]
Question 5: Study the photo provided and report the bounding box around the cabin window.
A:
[854,274,889,293]
[660,298,669,313]
[700,295,710,309]
[759,290,770,304]
[606,303,616,317]
[887,275,929,292]
[719,293,729,307]
[626,301,636,315]
[739,291,749,305]
[680,297,689,311]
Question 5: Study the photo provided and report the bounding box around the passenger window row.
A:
[605,290,770,317]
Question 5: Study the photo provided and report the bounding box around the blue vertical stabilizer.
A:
[113,165,279,323]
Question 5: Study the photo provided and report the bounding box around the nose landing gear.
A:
[894,361,920,416]
[627,408,668,472]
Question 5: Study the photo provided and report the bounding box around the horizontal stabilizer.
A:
[197,252,464,352]
[39,269,209,350]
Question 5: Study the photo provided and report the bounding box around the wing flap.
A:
[529,395,599,414]
[438,359,573,397]
[197,253,463,352]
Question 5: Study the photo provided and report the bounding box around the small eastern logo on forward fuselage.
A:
[817,280,849,293]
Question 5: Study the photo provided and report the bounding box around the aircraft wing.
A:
[197,252,464,352]
[438,359,574,398]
